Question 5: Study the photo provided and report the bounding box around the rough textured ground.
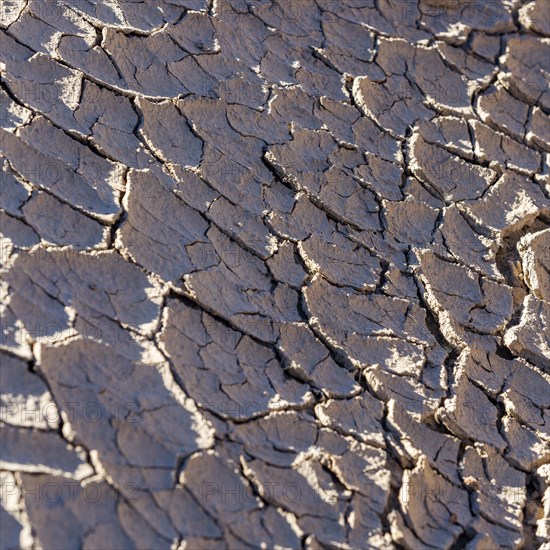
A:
[1,1,549,549]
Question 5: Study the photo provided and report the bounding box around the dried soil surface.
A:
[1,1,550,549]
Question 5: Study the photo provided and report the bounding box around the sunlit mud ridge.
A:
[1,1,549,548]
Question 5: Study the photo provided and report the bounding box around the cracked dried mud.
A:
[1,1,549,549]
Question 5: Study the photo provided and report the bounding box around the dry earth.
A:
[1,0,550,549]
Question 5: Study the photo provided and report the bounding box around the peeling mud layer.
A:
[1,1,550,549]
